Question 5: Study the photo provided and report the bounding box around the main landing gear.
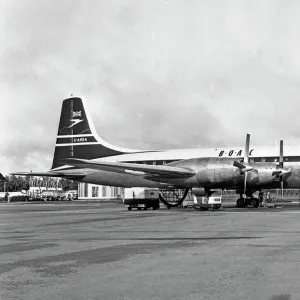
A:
[236,193,259,208]
[159,189,189,209]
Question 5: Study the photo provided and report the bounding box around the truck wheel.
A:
[144,207,147,211]
[138,207,142,210]
[250,198,259,208]
[153,206,156,210]
[128,207,132,211]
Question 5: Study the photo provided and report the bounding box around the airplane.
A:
[12,95,299,208]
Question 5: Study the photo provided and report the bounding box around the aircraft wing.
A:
[62,158,196,179]
[10,171,86,180]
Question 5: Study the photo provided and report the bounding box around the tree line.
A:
[0,175,78,192]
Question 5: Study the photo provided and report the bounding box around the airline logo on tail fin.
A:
[68,119,83,128]
[72,111,81,117]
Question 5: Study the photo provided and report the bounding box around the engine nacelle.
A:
[172,157,280,189]
[246,164,279,187]
[195,157,239,187]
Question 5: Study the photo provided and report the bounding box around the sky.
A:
[1,0,300,174]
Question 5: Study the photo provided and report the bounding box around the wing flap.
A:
[62,158,196,179]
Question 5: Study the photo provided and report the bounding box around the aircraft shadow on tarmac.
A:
[77,236,261,241]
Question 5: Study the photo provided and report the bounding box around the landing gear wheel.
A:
[138,207,142,211]
[250,198,259,208]
[236,198,245,208]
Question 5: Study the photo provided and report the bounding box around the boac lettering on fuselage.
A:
[218,149,254,157]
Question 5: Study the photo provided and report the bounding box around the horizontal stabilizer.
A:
[62,158,196,179]
[0,173,7,181]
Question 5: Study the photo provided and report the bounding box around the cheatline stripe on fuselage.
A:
[56,142,101,146]
[57,134,95,138]
[123,156,300,164]
[53,153,300,165]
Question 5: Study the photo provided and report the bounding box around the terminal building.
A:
[28,177,124,201]
[78,183,124,200]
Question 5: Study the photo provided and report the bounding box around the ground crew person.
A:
[266,191,271,202]
[5,192,9,202]
[259,191,264,206]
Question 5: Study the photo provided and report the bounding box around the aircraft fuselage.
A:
[75,145,300,189]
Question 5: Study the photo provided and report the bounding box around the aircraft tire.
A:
[250,198,259,208]
[236,198,245,208]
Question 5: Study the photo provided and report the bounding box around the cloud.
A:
[1,0,300,174]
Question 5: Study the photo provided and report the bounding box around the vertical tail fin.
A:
[51,96,138,170]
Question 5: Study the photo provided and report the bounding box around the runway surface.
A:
[0,202,299,300]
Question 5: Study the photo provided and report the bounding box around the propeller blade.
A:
[233,161,254,172]
[272,170,282,176]
[243,171,247,198]
[233,161,246,169]
[279,140,284,200]
[279,140,283,169]
[244,133,250,164]
[279,169,292,177]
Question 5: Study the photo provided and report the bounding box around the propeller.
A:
[277,140,292,199]
[243,133,250,198]
[271,140,292,199]
[233,133,253,198]
[279,140,284,200]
